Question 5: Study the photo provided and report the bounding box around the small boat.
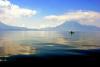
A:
[69,31,75,35]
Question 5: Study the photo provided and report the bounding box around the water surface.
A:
[0,31,100,56]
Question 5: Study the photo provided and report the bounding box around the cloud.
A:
[44,10,100,27]
[0,0,37,24]
[0,0,10,7]
[0,0,100,29]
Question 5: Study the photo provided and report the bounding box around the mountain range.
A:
[0,22,36,31]
[41,21,100,31]
[0,21,100,31]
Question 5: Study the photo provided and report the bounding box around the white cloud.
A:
[44,10,100,27]
[0,0,37,25]
[0,0,100,29]
[0,0,10,7]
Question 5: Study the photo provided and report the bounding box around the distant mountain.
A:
[1,21,100,31]
[0,22,36,31]
[41,21,100,31]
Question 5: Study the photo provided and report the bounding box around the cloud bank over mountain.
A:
[44,10,100,28]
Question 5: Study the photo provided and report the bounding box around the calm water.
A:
[0,31,100,57]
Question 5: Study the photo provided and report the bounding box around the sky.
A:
[0,0,100,29]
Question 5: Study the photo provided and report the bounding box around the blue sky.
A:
[10,0,100,15]
[0,0,100,28]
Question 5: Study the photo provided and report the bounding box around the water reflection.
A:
[0,34,36,57]
[0,31,100,56]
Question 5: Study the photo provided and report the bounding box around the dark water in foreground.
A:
[0,31,100,58]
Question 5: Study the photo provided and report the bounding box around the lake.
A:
[0,31,100,57]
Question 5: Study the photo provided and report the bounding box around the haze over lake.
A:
[0,31,100,57]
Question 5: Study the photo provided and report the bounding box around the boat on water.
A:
[69,31,75,35]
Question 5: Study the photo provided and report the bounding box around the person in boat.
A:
[69,31,75,35]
